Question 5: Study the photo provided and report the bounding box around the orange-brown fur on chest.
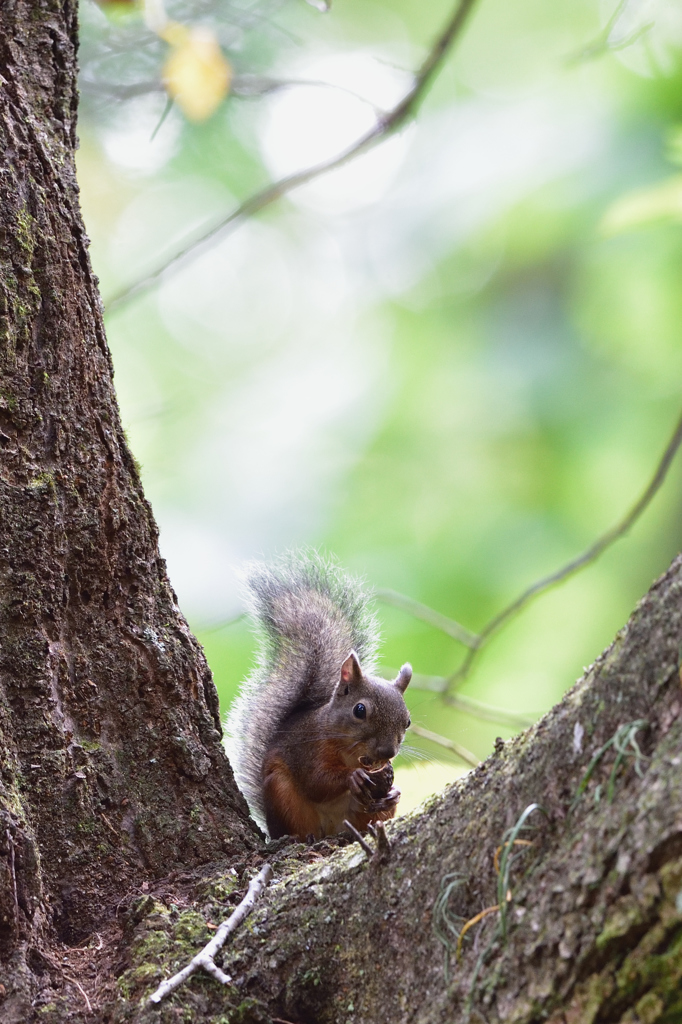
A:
[263,740,388,840]
[262,753,322,839]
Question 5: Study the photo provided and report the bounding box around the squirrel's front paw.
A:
[367,784,401,814]
[349,768,375,805]
[349,768,400,814]
[349,762,394,802]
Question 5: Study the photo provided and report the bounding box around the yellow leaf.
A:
[160,20,188,46]
[162,24,231,122]
[600,175,682,235]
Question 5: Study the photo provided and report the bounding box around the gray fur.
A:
[225,550,381,830]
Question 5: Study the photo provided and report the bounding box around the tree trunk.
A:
[2,5,682,1024]
[0,3,259,1018]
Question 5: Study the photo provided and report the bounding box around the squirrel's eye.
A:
[353,703,366,720]
[407,718,411,729]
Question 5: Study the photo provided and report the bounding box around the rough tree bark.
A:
[1,4,682,1024]
[0,2,259,1019]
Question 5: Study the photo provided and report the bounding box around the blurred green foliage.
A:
[77,0,682,802]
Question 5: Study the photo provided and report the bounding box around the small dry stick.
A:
[342,819,374,858]
[38,950,93,1013]
[372,821,391,863]
[149,863,273,1004]
[99,812,121,839]
[66,976,93,1014]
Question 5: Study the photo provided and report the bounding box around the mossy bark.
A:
[0,3,259,1018]
[2,4,682,1024]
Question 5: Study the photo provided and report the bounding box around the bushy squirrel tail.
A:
[225,549,380,829]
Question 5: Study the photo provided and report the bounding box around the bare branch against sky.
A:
[104,0,479,314]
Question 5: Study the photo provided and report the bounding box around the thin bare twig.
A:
[444,405,682,692]
[342,818,374,857]
[231,75,386,112]
[409,724,480,768]
[196,612,246,634]
[38,950,93,1014]
[381,666,537,726]
[377,589,478,648]
[83,74,384,109]
[149,864,273,1004]
[565,0,653,66]
[375,407,682,717]
[104,0,478,313]
[66,976,93,1014]
[442,692,536,728]
[372,821,391,863]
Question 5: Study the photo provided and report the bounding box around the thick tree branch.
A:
[0,2,260,1003]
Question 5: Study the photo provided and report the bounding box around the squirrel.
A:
[226,551,412,841]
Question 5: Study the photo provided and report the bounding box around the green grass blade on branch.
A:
[456,803,545,1008]
[496,802,545,939]
[569,719,649,814]
[432,872,466,982]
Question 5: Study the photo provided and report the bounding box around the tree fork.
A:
[0,1,259,1015]
[166,555,681,1024]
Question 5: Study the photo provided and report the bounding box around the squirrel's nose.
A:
[376,744,397,761]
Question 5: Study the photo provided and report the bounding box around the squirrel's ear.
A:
[394,662,412,694]
[340,650,363,687]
